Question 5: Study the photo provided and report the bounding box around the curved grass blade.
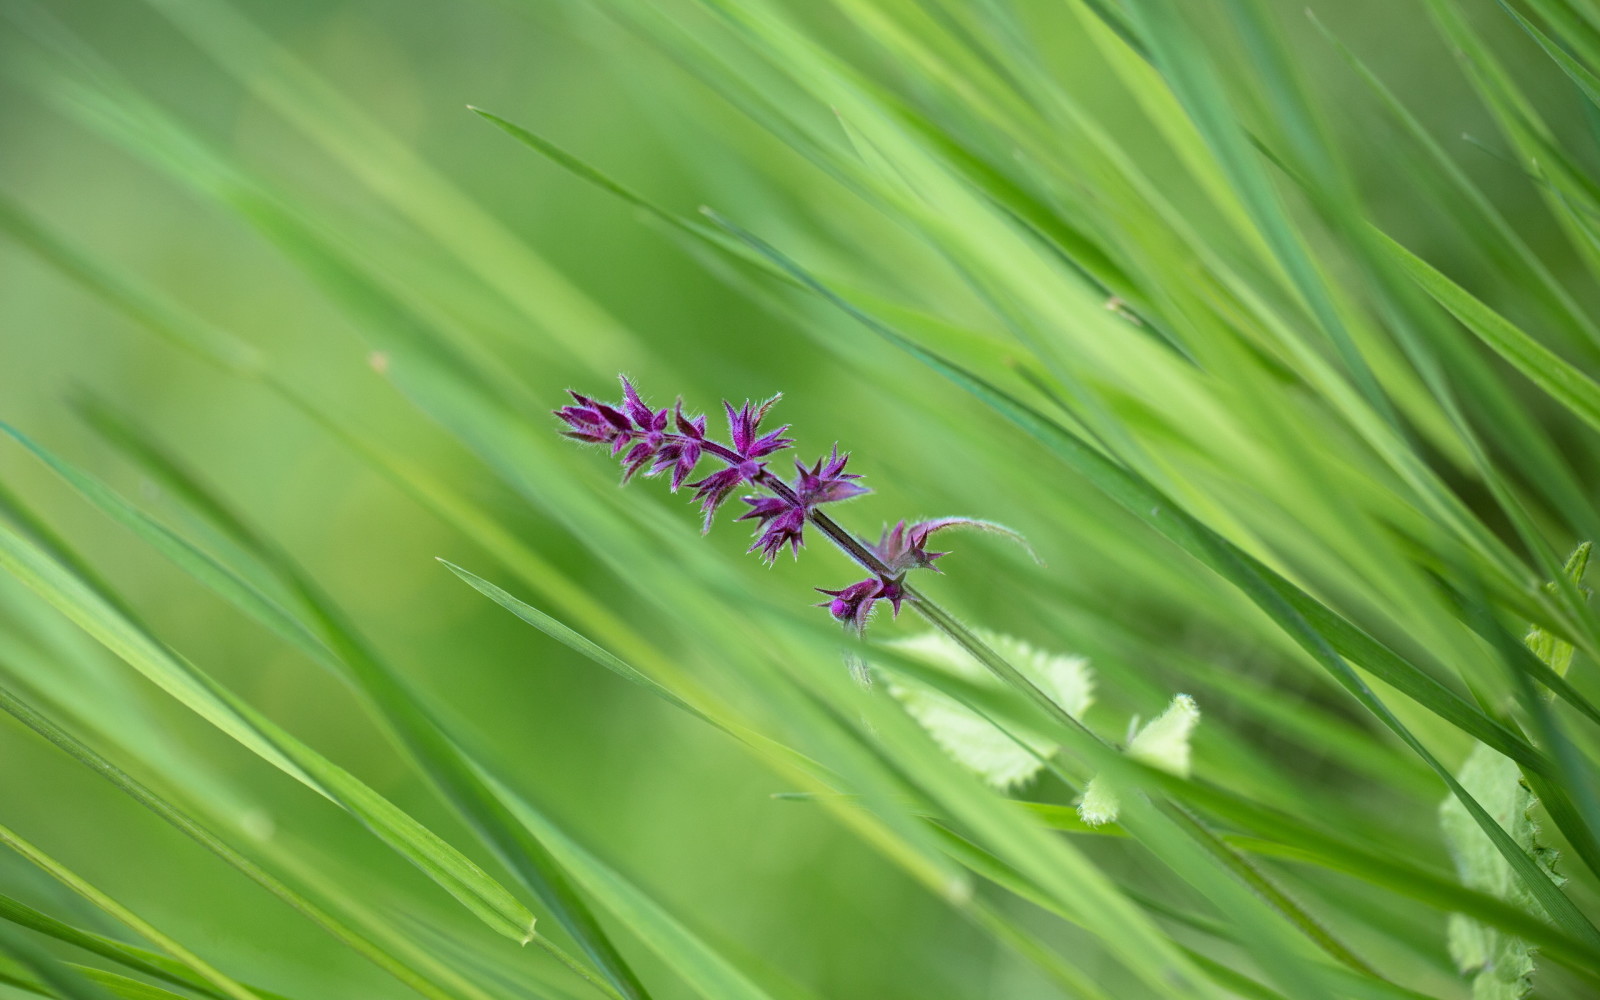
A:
[1496,0,1600,111]
[484,777,790,1000]
[0,894,253,1000]
[438,560,712,729]
[1378,230,1600,435]
[56,968,193,1000]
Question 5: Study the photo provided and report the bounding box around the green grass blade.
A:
[0,521,542,947]
[0,924,118,1000]
[1377,229,1600,434]
[0,826,263,1000]
[0,684,500,1000]
[0,895,243,1000]
[704,207,1600,949]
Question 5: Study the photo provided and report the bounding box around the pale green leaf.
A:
[1080,695,1201,826]
[1440,744,1562,999]
[881,630,1092,789]
[1524,542,1590,679]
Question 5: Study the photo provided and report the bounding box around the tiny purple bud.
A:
[555,391,633,451]
[674,400,706,439]
[621,441,655,483]
[651,438,702,491]
[815,576,904,635]
[619,376,653,426]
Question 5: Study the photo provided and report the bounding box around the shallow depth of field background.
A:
[1,1,1596,998]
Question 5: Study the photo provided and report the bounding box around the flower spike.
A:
[557,375,1030,638]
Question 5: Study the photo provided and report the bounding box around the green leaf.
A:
[880,630,1093,789]
[1524,542,1591,678]
[1440,744,1559,999]
[1080,695,1201,825]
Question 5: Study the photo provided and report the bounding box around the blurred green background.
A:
[1,1,1595,997]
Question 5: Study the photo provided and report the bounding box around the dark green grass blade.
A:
[0,520,547,946]
[0,826,263,1000]
[0,923,118,1000]
[1496,0,1600,111]
[438,560,713,729]
[0,895,215,999]
[1378,230,1600,435]
[1021,799,1600,973]
[57,968,193,1000]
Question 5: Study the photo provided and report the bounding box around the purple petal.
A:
[619,376,654,428]
[595,402,632,432]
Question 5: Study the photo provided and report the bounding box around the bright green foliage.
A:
[1441,541,1589,999]
[4,0,1600,997]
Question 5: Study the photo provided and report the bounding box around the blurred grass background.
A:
[3,0,1600,997]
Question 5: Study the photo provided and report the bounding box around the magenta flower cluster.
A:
[558,376,1014,634]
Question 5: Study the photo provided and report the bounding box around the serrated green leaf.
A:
[880,630,1092,789]
[1440,744,1560,999]
[1080,695,1201,825]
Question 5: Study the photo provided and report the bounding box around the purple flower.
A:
[648,402,705,490]
[739,495,807,563]
[872,517,1035,574]
[557,375,1032,641]
[555,391,633,454]
[871,520,948,574]
[737,448,871,564]
[687,394,793,529]
[816,576,906,635]
[556,377,709,489]
[688,463,761,532]
[726,396,792,459]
